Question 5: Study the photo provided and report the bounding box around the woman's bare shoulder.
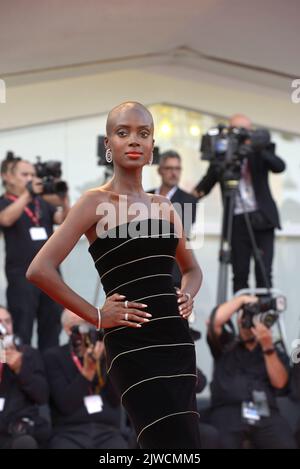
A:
[86,186,109,196]
[149,193,172,206]
[82,187,111,205]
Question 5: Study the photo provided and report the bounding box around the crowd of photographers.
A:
[0,113,300,449]
[0,305,131,449]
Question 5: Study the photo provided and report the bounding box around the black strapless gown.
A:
[88,218,200,449]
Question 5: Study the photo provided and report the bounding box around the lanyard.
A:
[71,352,84,373]
[5,193,41,226]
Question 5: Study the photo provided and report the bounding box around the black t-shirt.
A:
[0,345,50,441]
[0,194,56,275]
[207,319,290,410]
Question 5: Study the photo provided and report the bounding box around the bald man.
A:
[193,114,286,292]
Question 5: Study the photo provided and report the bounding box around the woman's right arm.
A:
[26,192,150,329]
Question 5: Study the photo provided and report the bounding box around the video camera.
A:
[201,125,272,163]
[240,295,287,329]
[200,125,272,183]
[34,157,68,197]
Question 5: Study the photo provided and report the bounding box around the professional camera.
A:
[0,323,22,350]
[200,125,272,182]
[240,295,287,329]
[201,125,249,162]
[34,157,68,196]
[70,324,103,357]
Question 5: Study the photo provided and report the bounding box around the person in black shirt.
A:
[291,344,300,447]
[206,295,297,449]
[43,309,128,449]
[0,305,50,449]
[193,114,286,292]
[0,157,69,350]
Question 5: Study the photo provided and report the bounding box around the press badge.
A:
[29,227,48,241]
[0,398,5,412]
[242,402,260,424]
[83,395,103,414]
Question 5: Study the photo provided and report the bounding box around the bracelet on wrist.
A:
[96,306,102,331]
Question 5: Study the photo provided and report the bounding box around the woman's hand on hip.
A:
[101,293,152,329]
[176,288,194,319]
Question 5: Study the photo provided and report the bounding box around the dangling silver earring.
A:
[148,152,153,166]
[105,148,113,163]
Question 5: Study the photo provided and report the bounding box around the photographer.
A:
[193,114,286,292]
[0,156,70,350]
[206,295,297,449]
[43,309,128,449]
[0,305,50,449]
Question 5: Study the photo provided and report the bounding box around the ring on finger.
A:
[125,312,128,321]
[125,300,129,308]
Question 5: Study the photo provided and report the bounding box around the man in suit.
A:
[192,114,286,292]
[43,309,129,449]
[148,150,198,288]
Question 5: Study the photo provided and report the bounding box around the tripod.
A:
[216,165,271,304]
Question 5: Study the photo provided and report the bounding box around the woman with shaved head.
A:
[26,102,202,448]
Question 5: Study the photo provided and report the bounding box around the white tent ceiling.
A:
[1,0,299,90]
